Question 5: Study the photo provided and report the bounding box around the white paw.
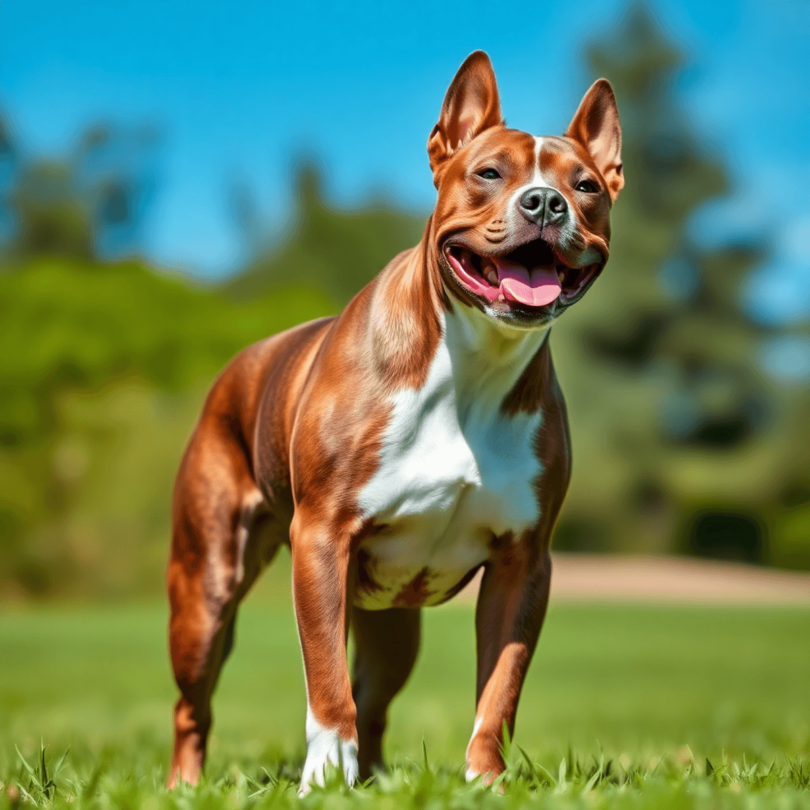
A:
[298,709,359,795]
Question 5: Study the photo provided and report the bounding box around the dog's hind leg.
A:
[167,429,281,788]
[351,606,421,779]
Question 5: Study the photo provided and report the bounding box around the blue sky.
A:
[1,0,808,321]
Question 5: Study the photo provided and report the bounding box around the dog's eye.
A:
[477,168,501,180]
[575,180,598,193]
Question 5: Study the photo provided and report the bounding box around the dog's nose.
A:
[519,187,568,227]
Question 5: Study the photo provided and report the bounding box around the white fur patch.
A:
[533,136,548,186]
[299,707,359,795]
[355,309,546,609]
[465,715,484,775]
[470,715,483,741]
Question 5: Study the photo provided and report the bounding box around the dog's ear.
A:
[428,51,504,177]
[565,79,623,202]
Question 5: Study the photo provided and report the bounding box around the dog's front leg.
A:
[291,512,359,794]
[466,544,552,784]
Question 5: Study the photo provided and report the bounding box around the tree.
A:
[0,114,160,263]
[553,5,809,566]
[226,162,425,306]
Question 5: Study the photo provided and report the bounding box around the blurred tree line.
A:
[551,10,810,568]
[1,7,808,599]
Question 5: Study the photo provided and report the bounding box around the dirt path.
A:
[462,554,810,605]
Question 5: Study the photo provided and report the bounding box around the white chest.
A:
[355,321,545,609]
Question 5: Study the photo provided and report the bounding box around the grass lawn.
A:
[1,566,809,808]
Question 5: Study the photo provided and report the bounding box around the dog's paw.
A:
[298,711,359,795]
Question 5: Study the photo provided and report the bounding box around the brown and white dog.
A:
[167,51,623,793]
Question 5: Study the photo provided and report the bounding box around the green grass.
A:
[1,577,809,807]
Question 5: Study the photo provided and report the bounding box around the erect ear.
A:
[427,51,504,177]
[565,79,624,202]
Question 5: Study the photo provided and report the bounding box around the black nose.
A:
[519,187,568,227]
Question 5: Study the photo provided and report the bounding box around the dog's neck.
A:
[443,303,549,418]
[370,223,551,415]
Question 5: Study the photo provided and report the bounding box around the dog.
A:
[167,50,623,793]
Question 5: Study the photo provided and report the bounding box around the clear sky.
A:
[1,0,808,321]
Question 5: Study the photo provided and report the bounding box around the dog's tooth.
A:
[485,268,498,286]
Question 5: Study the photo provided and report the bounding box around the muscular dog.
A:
[167,50,623,792]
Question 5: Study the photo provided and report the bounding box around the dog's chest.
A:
[355,337,543,609]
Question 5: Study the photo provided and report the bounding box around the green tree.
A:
[0,117,160,262]
[554,6,809,566]
[227,163,426,306]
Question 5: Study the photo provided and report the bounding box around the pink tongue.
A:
[495,259,561,307]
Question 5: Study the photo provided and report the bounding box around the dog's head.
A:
[428,51,623,329]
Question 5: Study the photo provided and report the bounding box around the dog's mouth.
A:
[445,238,602,310]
